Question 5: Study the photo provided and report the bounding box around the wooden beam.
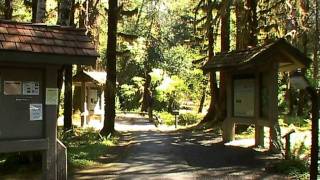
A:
[0,139,48,153]
[43,66,59,180]
[0,50,96,65]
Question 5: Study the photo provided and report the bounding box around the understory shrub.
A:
[58,127,117,169]
[268,159,309,179]
[178,113,203,126]
[158,112,175,125]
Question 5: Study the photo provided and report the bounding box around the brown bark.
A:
[101,0,118,136]
[63,65,73,130]
[235,1,245,50]
[202,0,218,123]
[57,0,73,26]
[4,0,13,20]
[245,0,258,47]
[314,0,319,81]
[198,87,206,113]
[32,0,38,23]
[217,1,230,122]
[203,73,218,122]
[36,0,47,23]
[57,0,75,131]
[141,74,151,112]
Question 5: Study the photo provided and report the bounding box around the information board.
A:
[233,78,255,117]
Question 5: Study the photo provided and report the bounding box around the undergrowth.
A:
[58,127,118,170]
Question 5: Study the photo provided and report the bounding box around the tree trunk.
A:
[217,1,230,122]
[202,0,219,123]
[198,87,206,113]
[314,0,319,81]
[57,0,73,26]
[70,0,76,26]
[4,0,13,20]
[235,1,245,50]
[101,0,118,136]
[32,0,38,23]
[245,0,258,47]
[36,0,47,23]
[63,65,73,130]
[141,74,151,112]
[57,0,74,131]
[202,73,218,123]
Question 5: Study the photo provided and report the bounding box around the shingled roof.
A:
[0,20,98,65]
[73,71,106,85]
[202,38,311,72]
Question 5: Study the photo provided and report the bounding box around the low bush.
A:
[157,112,175,125]
[178,113,203,126]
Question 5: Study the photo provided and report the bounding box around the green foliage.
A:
[119,84,140,111]
[268,159,309,179]
[157,111,175,125]
[282,116,311,130]
[118,76,144,111]
[178,113,203,126]
[58,127,117,169]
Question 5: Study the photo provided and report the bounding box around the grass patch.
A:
[58,127,118,170]
[267,159,309,179]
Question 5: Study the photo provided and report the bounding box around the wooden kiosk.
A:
[202,39,310,151]
[73,71,106,125]
[0,21,98,179]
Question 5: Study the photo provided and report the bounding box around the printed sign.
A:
[4,81,22,95]
[46,88,59,105]
[30,104,43,121]
[23,81,40,95]
[233,78,255,117]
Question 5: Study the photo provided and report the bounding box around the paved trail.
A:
[73,115,289,180]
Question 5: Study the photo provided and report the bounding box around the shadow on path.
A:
[72,115,288,180]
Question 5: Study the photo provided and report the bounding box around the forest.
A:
[0,0,319,179]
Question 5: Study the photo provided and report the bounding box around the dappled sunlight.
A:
[71,114,289,179]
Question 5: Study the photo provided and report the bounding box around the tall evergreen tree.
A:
[4,0,13,20]
[57,0,75,131]
[101,0,118,136]
[36,0,46,23]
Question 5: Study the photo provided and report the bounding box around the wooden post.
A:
[255,73,264,147]
[43,66,59,180]
[282,129,295,159]
[80,81,86,127]
[223,73,235,142]
[57,139,67,180]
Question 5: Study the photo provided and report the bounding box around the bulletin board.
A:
[233,78,255,117]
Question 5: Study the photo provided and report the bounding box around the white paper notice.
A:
[23,81,40,95]
[30,104,43,121]
[46,88,59,105]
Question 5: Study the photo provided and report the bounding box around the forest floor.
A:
[71,114,291,180]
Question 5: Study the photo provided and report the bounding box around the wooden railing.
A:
[282,129,295,160]
[57,139,67,180]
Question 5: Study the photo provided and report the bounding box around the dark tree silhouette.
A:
[101,0,118,136]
